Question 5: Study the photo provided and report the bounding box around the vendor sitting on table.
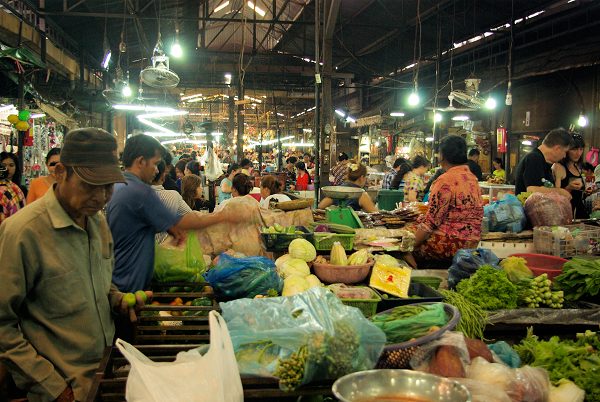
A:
[405,135,483,267]
[318,163,378,213]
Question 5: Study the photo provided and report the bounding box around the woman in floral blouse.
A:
[403,156,431,202]
[405,135,483,266]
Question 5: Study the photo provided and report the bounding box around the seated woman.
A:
[215,173,258,211]
[294,161,311,190]
[260,175,291,209]
[406,135,483,267]
[552,133,587,218]
[318,163,378,213]
[219,163,241,204]
[403,155,431,202]
[492,157,506,182]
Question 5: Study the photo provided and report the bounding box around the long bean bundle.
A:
[439,289,487,339]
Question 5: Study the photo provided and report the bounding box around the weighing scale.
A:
[321,186,365,229]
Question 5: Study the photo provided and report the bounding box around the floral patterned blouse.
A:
[403,171,426,201]
[416,165,483,241]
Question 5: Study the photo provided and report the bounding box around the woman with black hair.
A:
[492,157,506,182]
[215,173,258,211]
[218,163,241,204]
[0,151,26,197]
[27,147,61,204]
[405,135,483,267]
[294,161,311,190]
[389,159,413,192]
[330,152,350,185]
[552,133,587,218]
[401,155,431,202]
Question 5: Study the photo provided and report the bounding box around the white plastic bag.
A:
[116,311,243,402]
[205,147,224,182]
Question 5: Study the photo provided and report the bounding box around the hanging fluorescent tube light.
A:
[31,113,46,119]
[144,132,185,138]
[346,116,356,123]
[101,35,111,69]
[113,104,178,112]
[390,112,405,117]
[247,1,266,16]
[452,115,470,121]
[334,109,346,117]
[214,1,230,13]
[282,142,315,147]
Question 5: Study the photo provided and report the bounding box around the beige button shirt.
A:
[0,188,117,401]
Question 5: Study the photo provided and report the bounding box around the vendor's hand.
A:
[117,291,153,323]
[55,386,74,402]
[567,180,584,191]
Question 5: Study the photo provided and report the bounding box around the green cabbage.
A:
[282,275,310,296]
[306,274,323,288]
[288,238,317,262]
[280,258,310,278]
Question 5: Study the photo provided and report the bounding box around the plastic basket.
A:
[313,233,355,250]
[375,303,460,369]
[260,226,314,251]
[331,286,381,317]
[410,276,442,290]
[326,207,364,228]
[533,224,600,258]
[508,253,567,281]
[374,283,443,313]
[313,259,374,284]
[377,189,404,211]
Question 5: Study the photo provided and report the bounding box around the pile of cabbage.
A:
[275,239,323,296]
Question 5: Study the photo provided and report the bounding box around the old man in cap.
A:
[0,128,146,402]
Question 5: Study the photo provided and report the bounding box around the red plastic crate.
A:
[509,253,567,280]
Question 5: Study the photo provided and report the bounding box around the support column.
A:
[319,0,341,187]
[236,80,245,162]
[228,95,235,150]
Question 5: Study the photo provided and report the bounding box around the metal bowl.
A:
[332,369,471,402]
[321,185,364,200]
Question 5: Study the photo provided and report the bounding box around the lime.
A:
[135,290,148,303]
[123,293,136,307]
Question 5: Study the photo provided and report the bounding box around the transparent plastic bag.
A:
[484,194,527,233]
[203,253,283,299]
[467,357,550,402]
[453,378,512,402]
[154,232,206,283]
[220,287,386,390]
[448,248,500,289]
[489,341,521,368]
[525,192,573,227]
[410,331,470,378]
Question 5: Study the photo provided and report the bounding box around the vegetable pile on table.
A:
[439,289,487,340]
[274,239,323,296]
[515,328,600,401]
[456,265,518,310]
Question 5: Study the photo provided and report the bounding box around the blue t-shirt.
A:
[107,172,180,292]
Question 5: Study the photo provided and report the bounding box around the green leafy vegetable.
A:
[456,265,518,310]
[555,258,600,301]
[500,256,533,283]
[515,328,600,401]
[439,289,487,339]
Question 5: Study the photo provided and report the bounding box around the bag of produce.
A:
[370,303,449,344]
[204,254,283,299]
[524,192,573,227]
[484,194,527,233]
[115,311,243,402]
[154,232,206,283]
[448,248,500,289]
[220,287,386,391]
[410,331,471,378]
[369,254,411,297]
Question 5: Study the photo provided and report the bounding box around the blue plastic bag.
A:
[484,194,527,233]
[203,254,283,299]
[221,287,386,391]
[448,248,500,289]
[489,341,521,368]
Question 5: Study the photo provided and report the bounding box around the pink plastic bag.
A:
[524,192,573,227]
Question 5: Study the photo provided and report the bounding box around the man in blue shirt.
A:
[107,134,235,293]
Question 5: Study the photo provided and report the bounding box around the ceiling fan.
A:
[140,34,180,89]
[426,78,486,112]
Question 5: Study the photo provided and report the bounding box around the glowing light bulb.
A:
[171,42,183,58]
[408,92,420,107]
[122,85,132,97]
[577,114,588,127]
[485,97,497,110]
[434,113,443,122]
